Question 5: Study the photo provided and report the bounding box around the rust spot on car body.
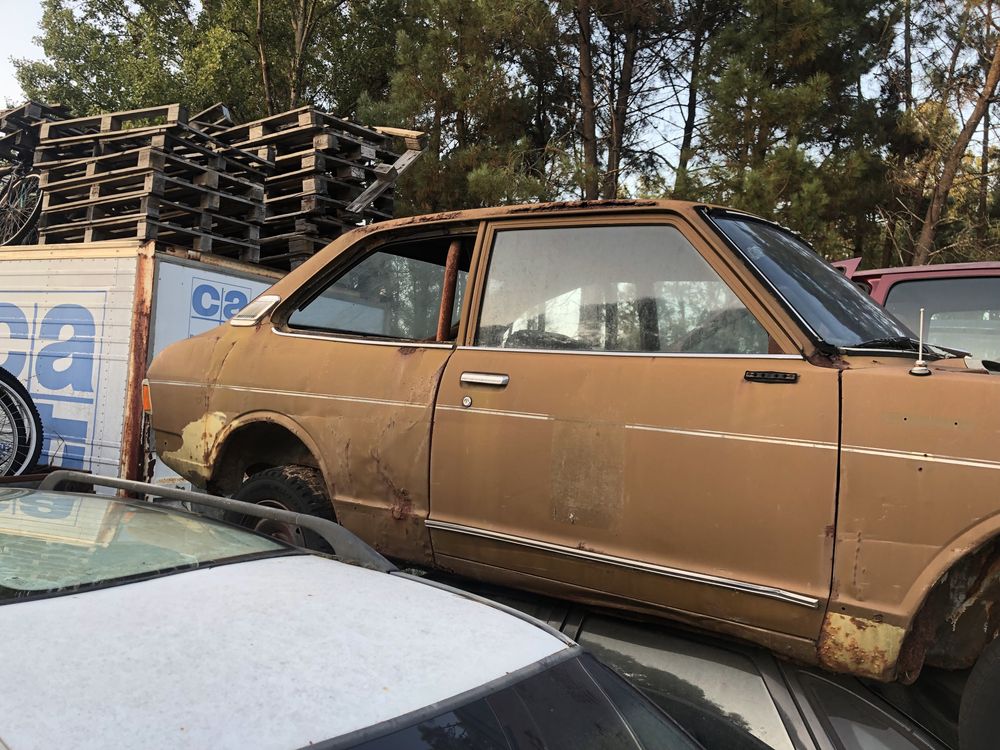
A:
[162,411,229,484]
[391,497,414,520]
[817,612,906,681]
[900,540,1000,678]
[370,448,413,520]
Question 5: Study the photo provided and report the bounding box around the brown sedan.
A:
[147,201,1000,746]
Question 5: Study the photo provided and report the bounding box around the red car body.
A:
[834,260,1000,362]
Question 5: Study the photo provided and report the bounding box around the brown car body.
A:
[147,200,1000,684]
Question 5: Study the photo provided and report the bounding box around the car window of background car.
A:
[798,672,943,750]
[883,277,1000,361]
[350,656,699,750]
[476,225,769,354]
[0,492,285,598]
[710,214,913,348]
[575,615,794,750]
[288,238,470,341]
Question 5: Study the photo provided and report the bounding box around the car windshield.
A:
[884,276,1000,361]
[341,654,702,750]
[709,212,915,349]
[0,489,288,601]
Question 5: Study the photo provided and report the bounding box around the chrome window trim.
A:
[457,346,804,360]
[702,209,824,346]
[424,519,821,609]
[271,327,456,349]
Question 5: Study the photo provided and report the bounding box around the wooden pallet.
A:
[20,100,417,269]
[39,212,261,259]
[38,148,264,209]
[41,152,262,201]
[191,103,235,135]
[266,190,392,221]
[41,173,264,223]
[0,101,67,162]
[33,103,274,260]
[38,104,187,141]
[37,127,271,181]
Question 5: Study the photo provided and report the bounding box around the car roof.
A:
[850,261,1000,280]
[0,553,570,750]
[360,198,704,227]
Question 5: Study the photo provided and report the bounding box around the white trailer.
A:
[0,241,280,482]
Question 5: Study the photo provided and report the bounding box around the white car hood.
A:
[0,554,566,750]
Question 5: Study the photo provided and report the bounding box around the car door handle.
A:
[460,372,510,387]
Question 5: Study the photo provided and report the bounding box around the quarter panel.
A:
[210,329,453,563]
[837,364,1000,625]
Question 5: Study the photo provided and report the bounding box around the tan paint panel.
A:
[210,329,453,561]
[838,363,1000,624]
[430,350,838,638]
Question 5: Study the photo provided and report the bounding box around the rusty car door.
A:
[427,214,839,640]
[213,232,475,563]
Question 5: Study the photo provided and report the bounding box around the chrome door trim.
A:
[425,519,821,609]
[272,327,456,349]
[456,346,804,360]
[460,372,510,386]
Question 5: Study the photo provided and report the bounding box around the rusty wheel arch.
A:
[897,536,1000,683]
[208,421,322,496]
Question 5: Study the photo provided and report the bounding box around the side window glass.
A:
[576,615,793,750]
[476,225,768,354]
[288,239,471,341]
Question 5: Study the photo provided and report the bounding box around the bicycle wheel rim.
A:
[0,383,38,476]
[0,173,41,246]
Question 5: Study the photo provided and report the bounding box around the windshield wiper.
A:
[851,336,967,359]
[850,336,922,351]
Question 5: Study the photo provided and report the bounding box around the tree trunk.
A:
[288,0,314,108]
[674,30,703,197]
[603,22,640,199]
[256,0,276,116]
[981,98,991,243]
[576,0,600,200]
[903,0,912,110]
[913,41,1000,264]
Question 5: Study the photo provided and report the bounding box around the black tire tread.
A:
[959,635,1000,750]
[0,365,44,476]
[238,465,333,518]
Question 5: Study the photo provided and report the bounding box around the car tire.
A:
[959,636,1000,749]
[228,465,334,550]
[0,365,44,476]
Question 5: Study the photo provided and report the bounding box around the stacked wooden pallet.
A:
[0,101,68,163]
[210,107,399,266]
[34,104,273,261]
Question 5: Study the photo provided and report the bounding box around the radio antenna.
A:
[910,307,931,376]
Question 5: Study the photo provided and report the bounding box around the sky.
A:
[0,0,44,107]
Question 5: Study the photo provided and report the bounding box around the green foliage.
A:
[10,0,1000,263]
